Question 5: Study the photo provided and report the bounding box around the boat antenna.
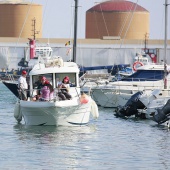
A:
[31,18,39,40]
[73,0,78,62]
[164,0,169,89]
[28,18,39,60]
[144,33,149,53]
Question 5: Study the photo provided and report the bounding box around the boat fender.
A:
[80,93,89,104]
[132,61,144,71]
[91,100,99,119]
[14,102,22,123]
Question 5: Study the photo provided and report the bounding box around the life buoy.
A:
[132,61,144,71]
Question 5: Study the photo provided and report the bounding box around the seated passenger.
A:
[45,80,54,101]
[33,76,46,100]
[39,80,54,101]
[33,76,43,89]
[58,76,72,100]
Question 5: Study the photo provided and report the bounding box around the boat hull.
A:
[91,80,164,108]
[18,98,94,126]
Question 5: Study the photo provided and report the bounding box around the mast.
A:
[144,33,149,53]
[31,18,39,40]
[73,0,78,62]
[164,0,169,89]
[29,18,39,59]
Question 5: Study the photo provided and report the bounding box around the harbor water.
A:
[0,82,170,170]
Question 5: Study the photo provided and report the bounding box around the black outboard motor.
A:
[152,99,170,124]
[115,91,145,118]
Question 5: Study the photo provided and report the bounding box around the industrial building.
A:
[86,0,149,40]
[0,0,42,38]
[0,0,169,71]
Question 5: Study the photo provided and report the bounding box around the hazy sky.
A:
[32,0,170,39]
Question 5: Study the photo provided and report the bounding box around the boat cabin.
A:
[28,60,80,99]
[134,53,153,65]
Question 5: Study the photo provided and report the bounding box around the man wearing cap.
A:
[18,70,28,100]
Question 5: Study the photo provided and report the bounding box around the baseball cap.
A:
[22,70,27,75]
[64,76,69,81]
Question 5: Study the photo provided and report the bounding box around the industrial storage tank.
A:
[0,0,42,38]
[86,0,149,40]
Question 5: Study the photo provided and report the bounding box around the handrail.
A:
[25,87,81,102]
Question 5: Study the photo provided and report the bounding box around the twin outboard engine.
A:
[152,99,170,124]
[114,91,145,118]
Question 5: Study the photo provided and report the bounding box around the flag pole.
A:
[73,0,78,62]
[164,0,168,89]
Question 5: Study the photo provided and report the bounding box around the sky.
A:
[31,0,170,40]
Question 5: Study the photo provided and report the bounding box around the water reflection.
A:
[13,124,98,169]
[13,124,97,143]
[151,123,170,131]
[2,82,170,169]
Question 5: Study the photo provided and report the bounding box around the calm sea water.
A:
[0,82,170,170]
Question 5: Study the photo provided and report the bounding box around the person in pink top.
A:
[39,79,54,101]
[45,80,54,101]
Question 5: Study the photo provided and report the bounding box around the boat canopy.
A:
[122,70,164,81]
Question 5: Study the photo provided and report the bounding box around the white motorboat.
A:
[91,64,168,108]
[135,89,169,118]
[114,88,170,127]
[14,58,99,126]
[3,0,99,126]
[114,89,164,118]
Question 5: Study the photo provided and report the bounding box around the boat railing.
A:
[25,87,81,102]
[112,80,163,95]
[79,72,113,87]
[114,77,164,86]
[121,76,164,82]
[1,73,19,82]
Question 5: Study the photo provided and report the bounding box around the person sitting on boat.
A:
[33,75,43,89]
[45,80,54,101]
[39,80,54,101]
[18,70,28,100]
[32,76,46,100]
[33,76,52,101]
[38,76,47,95]
[58,76,72,100]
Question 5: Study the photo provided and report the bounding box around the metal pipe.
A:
[73,0,78,62]
[164,0,169,89]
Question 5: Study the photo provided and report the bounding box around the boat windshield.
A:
[121,70,164,81]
